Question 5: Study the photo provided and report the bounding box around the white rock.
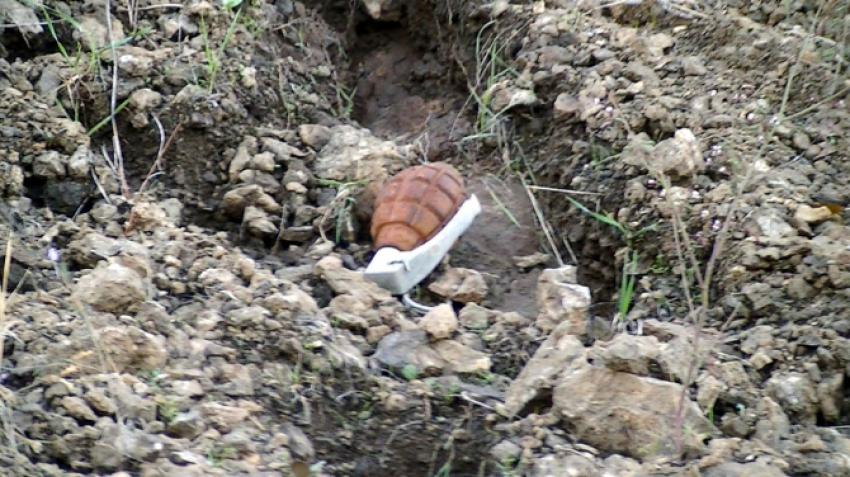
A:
[420,304,458,340]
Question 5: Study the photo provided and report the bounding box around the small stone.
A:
[116,47,156,76]
[383,393,409,412]
[749,350,773,369]
[373,331,444,374]
[298,124,332,149]
[590,334,660,376]
[84,389,117,415]
[795,205,833,224]
[286,182,308,194]
[490,440,522,462]
[315,255,392,306]
[420,304,459,340]
[250,152,276,172]
[458,303,494,329]
[68,146,93,178]
[553,93,580,119]
[366,325,392,344]
[172,380,205,397]
[33,151,66,178]
[432,340,491,374]
[512,252,551,269]
[623,129,704,178]
[100,326,168,372]
[503,325,585,416]
[681,56,708,75]
[535,266,591,333]
[792,131,812,151]
[72,261,149,313]
[167,410,206,439]
[200,402,251,433]
[61,396,98,422]
[129,88,163,111]
[428,268,488,303]
[765,372,818,425]
[240,66,257,88]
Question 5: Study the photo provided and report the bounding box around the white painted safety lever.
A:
[364,194,482,296]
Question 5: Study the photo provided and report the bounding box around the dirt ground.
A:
[0,0,849,476]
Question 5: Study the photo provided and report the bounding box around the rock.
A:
[0,0,43,36]
[167,410,206,439]
[66,232,146,268]
[315,255,392,306]
[372,331,490,375]
[503,322,586,416]
[116,46,158,77]
[172,380,204,398]
[765,372,819,424]
[107,376,157,421]
[792,131,811,150]
[432,339,491,374]
[372,331,444,374]
[125,200,173,232]
[703,462,789,477]
[749,209,796,239]
[362,0,402,21]
[553,93,581,119]
[200,402,251,433]
[313,125,404,182]
[623,129,704,179]
[553,366,715,460]
[242,206,277,237]
[485,81,538,111]
[68,146,93,178]
[33,151,66,178]
[129,88,163,111]
[366,325,392,344]
[298,124,331,149]
[283,422,315,459]
[220,184,281,218]
[817,372,844,423]
[250,152,276,172]
[490,440,522,462]
[589,334,660,376]
[60,396,98,422]
[535,266,591,333]
[696,373,726,411]
[420,304,458,340]
[261,137,306,161]
[75,15,125,52]
[92,424,163,471]
[458,303,496,330]
[100,326,168,372]
[428,267,488,304]
[513,252,551,269]
[681,56,708,75]
[531,454,600,477]
[228,137,255,181]
[84,388,117,415]
[72,261,150,313]
[795,205,832,224]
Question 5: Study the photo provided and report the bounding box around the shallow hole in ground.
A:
[314,0,473,160]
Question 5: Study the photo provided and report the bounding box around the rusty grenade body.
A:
[370,162,468,251]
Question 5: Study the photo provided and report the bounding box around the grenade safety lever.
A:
[364,194,481,296]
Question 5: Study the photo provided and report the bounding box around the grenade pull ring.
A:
[363,163,482,307]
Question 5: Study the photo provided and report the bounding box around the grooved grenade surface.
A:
[370,162,468,251]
